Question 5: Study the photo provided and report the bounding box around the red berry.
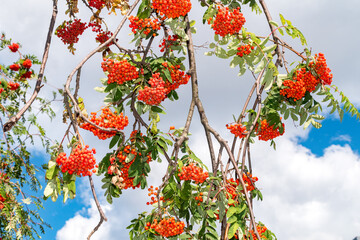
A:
[9,64,20,71]
[22,59,32,69]
[8,43,19,52]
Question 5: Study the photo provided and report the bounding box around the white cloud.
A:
[252,137,360,240]
[331,134,352,143]
[56,200,113,240]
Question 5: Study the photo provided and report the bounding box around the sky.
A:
[1,0,360,240]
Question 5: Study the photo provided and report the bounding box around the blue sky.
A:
[301,114,360,157]
[1,0,360,239]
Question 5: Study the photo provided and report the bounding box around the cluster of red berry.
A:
[257,119,284,141]
[237,44,254,57]
[138,73,167,105]
[0,194,6,210]
[246,225,268,240]
[178,163,209,184]
[101,58,139,85]
[108,145,151,190]
[310,53,333,85]
[128,16,161,36]
[1,45,33,94]
[242,173,258,192]
[163,63,191,93]
[9,64,20,71]
[225,178,239,200]
[150,218,185,237]
[8,82,20,91]
[80,107,129,140]
[226,123,247,138]
[23,59,32,69]
[9,59,32,72]
[56,19,88,45]
[208,6,246,37]
[225,174,258,198]
[88,0,105,10]
[146,185,164,205]
[56,144,97,177]
[195,192,204,206]
[130,130,144,142]
[280,53,332,101]
[280,77,306,101]
[0,172,8,210]
[8,43,19,52]
[88,22,113,46]
[159,35,179,52]
[151,0,192,19]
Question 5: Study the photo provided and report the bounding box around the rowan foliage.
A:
[1,0,360,239]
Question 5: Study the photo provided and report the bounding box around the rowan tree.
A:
[1,0,359,239]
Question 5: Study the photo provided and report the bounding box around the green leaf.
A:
[311,119,322,129]
[109,134,120,149]
[125,153,136,163]
[46,165,58,180]
[68,181,76,194]
[312,114,325,120]
[226,206,237,219]
[262,67,274,90]
[228,222,240,238]
[299,111,307,126]
[215,46,228,59]
[254,58,267,74]
[163,68,172,82]
[291,112,298,121]
[269,20,278,27]
[284,109,290,120]
[180,181,192,200]
[151,106,165,114]
[262,44,277,53]
[207,209,215,218]
[279,14,286,25]
[227,215,237,224]
[44,181,56,198]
